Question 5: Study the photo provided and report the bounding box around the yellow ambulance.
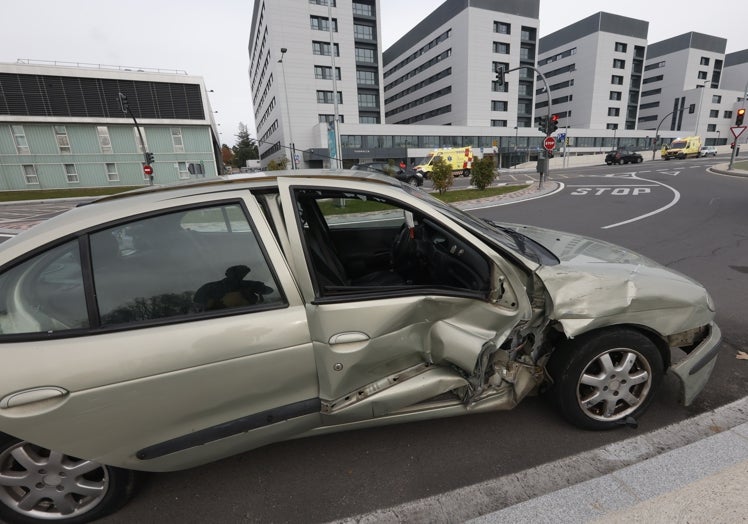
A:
[415,146,473,177]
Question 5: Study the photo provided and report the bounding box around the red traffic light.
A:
[143,165,153,175]
[551,114,559,122]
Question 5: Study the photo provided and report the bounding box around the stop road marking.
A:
[570,187,652,196]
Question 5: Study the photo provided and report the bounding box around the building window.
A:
[105,163,119,182]
[54,126,71,154]
[518,102,532,114]
[724,110,733,118]
[493,42,510,54]
[611,75,624,85]
[697,71,707,80]
[22,165,38,185]
[359,116,379,124]
[312,41,340,56]
[310,15,337,32]
[608,107,620,117]
[318,114,344,123]
[707,124,717,132]
[356,70,376,85]
[177,162,191,180]
[615,42,628,53]
[709,110,719,118]
[358,93,378,108]
[351,3,371,16]
[613,59,625,69]
[64,164,79,183]
[609,91,622,101]
[355,47,375,63]
[171,128,185,153]
[491,100,508,111]
[492,81,508,93]
[315,65,341,80]
[520,46,533,61]
[97,126,112,153]
[493,21,510,34]
[606,123,619,130]
[700,57,710,66]
[309,0,336,6]
[11,125,30,154]
[317,90,343,104]
[133,127,148,153]
[491,119,507,127]
[354,24,374,40]
[712,95,722,103]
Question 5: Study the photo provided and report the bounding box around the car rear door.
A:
[0,190,320,472]
[276,177,532,424]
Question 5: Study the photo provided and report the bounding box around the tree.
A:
[470,156,496,190]
[429,156,454,194]
[266,157,289,171]
[231,123,259,168]
[221,144,234,168]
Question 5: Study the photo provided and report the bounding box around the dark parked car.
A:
[351,162,423,186]
[605,150,643,165]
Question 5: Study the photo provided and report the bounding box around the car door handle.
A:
[0,387,69,409]
[328,332,370,345]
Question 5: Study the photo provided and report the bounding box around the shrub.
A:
[430,156,454,194]
[470,157,496,190]
[267,157,289,171]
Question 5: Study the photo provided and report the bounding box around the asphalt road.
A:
[2,158,746,523]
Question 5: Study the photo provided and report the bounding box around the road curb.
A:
[708,163,748,178]
[334,396,748,524]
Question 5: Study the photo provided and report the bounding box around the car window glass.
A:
[294,188,490,297]
[91,203,284,327]
[0,240,88,335]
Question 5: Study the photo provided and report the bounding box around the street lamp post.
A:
[513,126,518,168]
[278,48,296,169]
[651,107,685,160]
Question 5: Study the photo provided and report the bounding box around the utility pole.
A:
[495,65,552,189]
[118,92,153,185]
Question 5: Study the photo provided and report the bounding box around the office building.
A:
[382,0,540,128]
[537,12,648,132]
[249,0,384,167]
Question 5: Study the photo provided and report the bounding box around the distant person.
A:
[399,160,406,169]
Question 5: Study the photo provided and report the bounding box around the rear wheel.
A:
[546,328,664,430]
[0,436,137,524]
[618,158,625,165]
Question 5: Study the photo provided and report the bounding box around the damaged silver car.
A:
[0,171,720,522]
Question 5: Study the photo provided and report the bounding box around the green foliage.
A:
[231,123,259,168]
[470,157,496,190]
[429,156,454,194]
[266,157,289,171]
[383,159,397,176]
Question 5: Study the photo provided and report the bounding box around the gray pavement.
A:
[336,397,748,524]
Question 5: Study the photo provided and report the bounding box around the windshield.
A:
[402,185,556,265]
[670,140,687,149]
[415,156,433,166]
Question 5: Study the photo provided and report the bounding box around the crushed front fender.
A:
[668,322,721,406]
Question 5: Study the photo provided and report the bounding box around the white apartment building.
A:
[249,0,384,167]
[722,50,748,93]
[382,0,540,129]
[637,32,737,145]
[537,12,648,132]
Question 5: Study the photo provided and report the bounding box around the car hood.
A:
[504,224,715,338]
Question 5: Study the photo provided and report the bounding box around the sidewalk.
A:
[335,397,748,523]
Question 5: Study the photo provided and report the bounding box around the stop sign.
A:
[543,136,556,151]
[143,165,153,175]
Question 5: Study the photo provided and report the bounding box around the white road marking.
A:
[602,174,681,229]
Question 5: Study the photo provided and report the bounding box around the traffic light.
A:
[118,92,129,113]
[145,152,155,165]
[495,67,505,86]
[537,116,548,134]
[550,114,559,134]
[737,108,746,126]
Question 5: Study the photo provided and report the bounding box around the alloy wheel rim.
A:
[0,441,109,520]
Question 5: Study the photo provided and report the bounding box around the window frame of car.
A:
[0,194,291,342]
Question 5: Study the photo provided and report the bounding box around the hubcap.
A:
[0,441,109,519]
[576,348,652,422]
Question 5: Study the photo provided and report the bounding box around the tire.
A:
[637,157,643,163]
[407,177,419,187]
[546,328,664,430]
[462,169,471,178]
[0,435,138,524]
[618,158,624,165]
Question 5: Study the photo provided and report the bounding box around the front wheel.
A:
[618,158,625,165]
[0,436,137,524]
[546,329,664,430]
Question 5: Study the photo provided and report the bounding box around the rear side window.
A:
[0,203,285,336]
[91,203,284,326]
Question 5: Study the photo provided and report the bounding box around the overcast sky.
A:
[2,0,747,146]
